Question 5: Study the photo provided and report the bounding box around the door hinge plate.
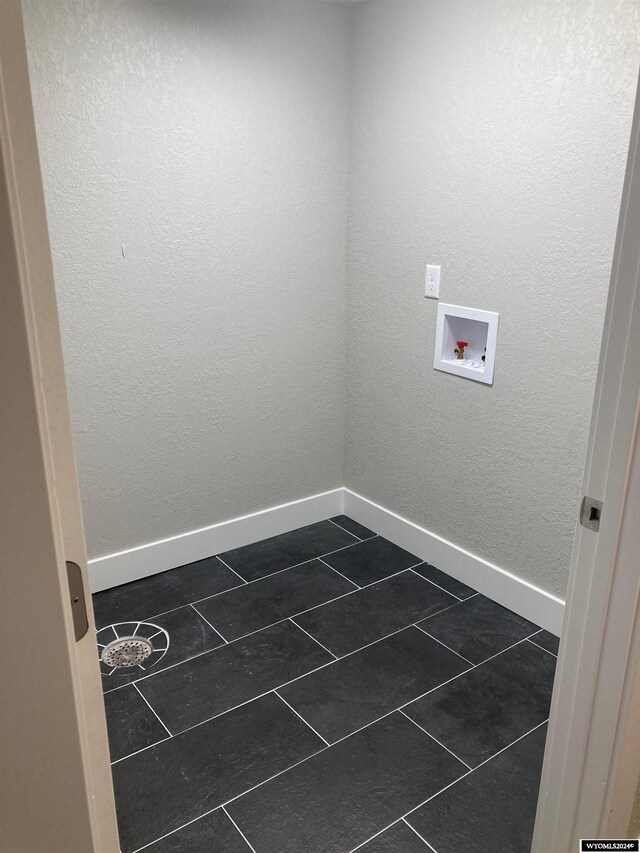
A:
[66,561,89,641]
[580,496,603,532]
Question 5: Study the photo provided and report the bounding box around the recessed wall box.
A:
[434,303,499,385]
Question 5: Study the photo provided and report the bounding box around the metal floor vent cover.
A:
[96,622,170,678]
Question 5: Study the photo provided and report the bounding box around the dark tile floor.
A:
[93,517,558,853]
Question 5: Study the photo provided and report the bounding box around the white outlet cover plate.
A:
[425,264,440,299]
[434,303,499,385]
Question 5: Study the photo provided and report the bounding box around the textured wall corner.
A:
[22,0,350,559]
[22,0,640,601]
[345,0,640,599]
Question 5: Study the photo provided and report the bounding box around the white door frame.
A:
[0,2,119,850]
[532,72,640,850]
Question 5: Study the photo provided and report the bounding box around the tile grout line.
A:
[116,626,547,765]
[221,534,370,586]
[349,787,458,853]
[406,561,432,573]
[407,567,482,605]
[109,689,294,765]
[113,625,422,758]
[101,634,225,695]
[108,565,460,694]
[185,548,379,624]
[282,624,414,689]
[403,717,550,814]
[289,618,337,659]
[402,818,440,852]
[130,809,219,853]
[222,807,259,853]
[329,705,427,750]
[140,696,479,833]
[395,630,548,707]
[109,587,478,735]
[412,625,475,665]
[132,682,173,738]
[109,728,176,773]
[101,557,410,689]
[408,570,465,602]
[274,691,331,747]
[189,603,227,644]
[202,565,434,650]
[216,738,329,811]
[97,557,444,669]
[111,734,174,766]
[132,734,327,853]
[327,517,364,540]
[285,566,415,614]
[191,602,231,643]
[95,528,370,630]
[317,556,361,589]
[95,524,436,636]
[94,579,249,632]
[105,520,552,851]
[350,718,550,853]
[399,709,472,770]
[216,555,248,585]
[110,627,547,765]
[128,700,550,850]
[526,637,558,658]
[329,633,550,752]
[106,605,410,699]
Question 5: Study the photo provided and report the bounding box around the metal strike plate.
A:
[580,496,602,532]
[66,561,89,641]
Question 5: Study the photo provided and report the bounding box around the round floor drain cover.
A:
[101,636,153,668]
[96,621,170,678]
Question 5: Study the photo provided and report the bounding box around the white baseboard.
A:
[88,488,344,593]
[88,485,564,637]
[343,488,565,636]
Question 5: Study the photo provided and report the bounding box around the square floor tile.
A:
[329,515,376,540]
[529,629,560,656]
[112,693,324,853]
[218,521,358,582]
[194,559,355,641]
[143,808,252,852]
[416,594,540,664]
[100,605,225,692]
[226,712,466,853]
[294,571,458,657]
[406,723,548,853]
[404,641,555,767]
[320,536,420,586]
[358,821,432,852]
[104,686,168,762]
[412,563,477,600]
[137,621,333,733]
[279,626,469,743]
[92,557,242,629]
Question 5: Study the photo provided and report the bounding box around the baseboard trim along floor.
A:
[89,486,564,635]
[343,489,564,636]
[88,488,344,594]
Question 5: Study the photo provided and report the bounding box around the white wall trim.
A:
[343,488,564,635]
[88,488,344,593]
[89,484,564,636]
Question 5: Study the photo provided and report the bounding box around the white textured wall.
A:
[345,1,639,597]
[23,0,639,598]
[23,0,350,559]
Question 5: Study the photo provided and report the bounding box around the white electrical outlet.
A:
[425,264,440,299]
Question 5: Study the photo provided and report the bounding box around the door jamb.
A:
[532,71,640,850]
[0,2,119,850]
